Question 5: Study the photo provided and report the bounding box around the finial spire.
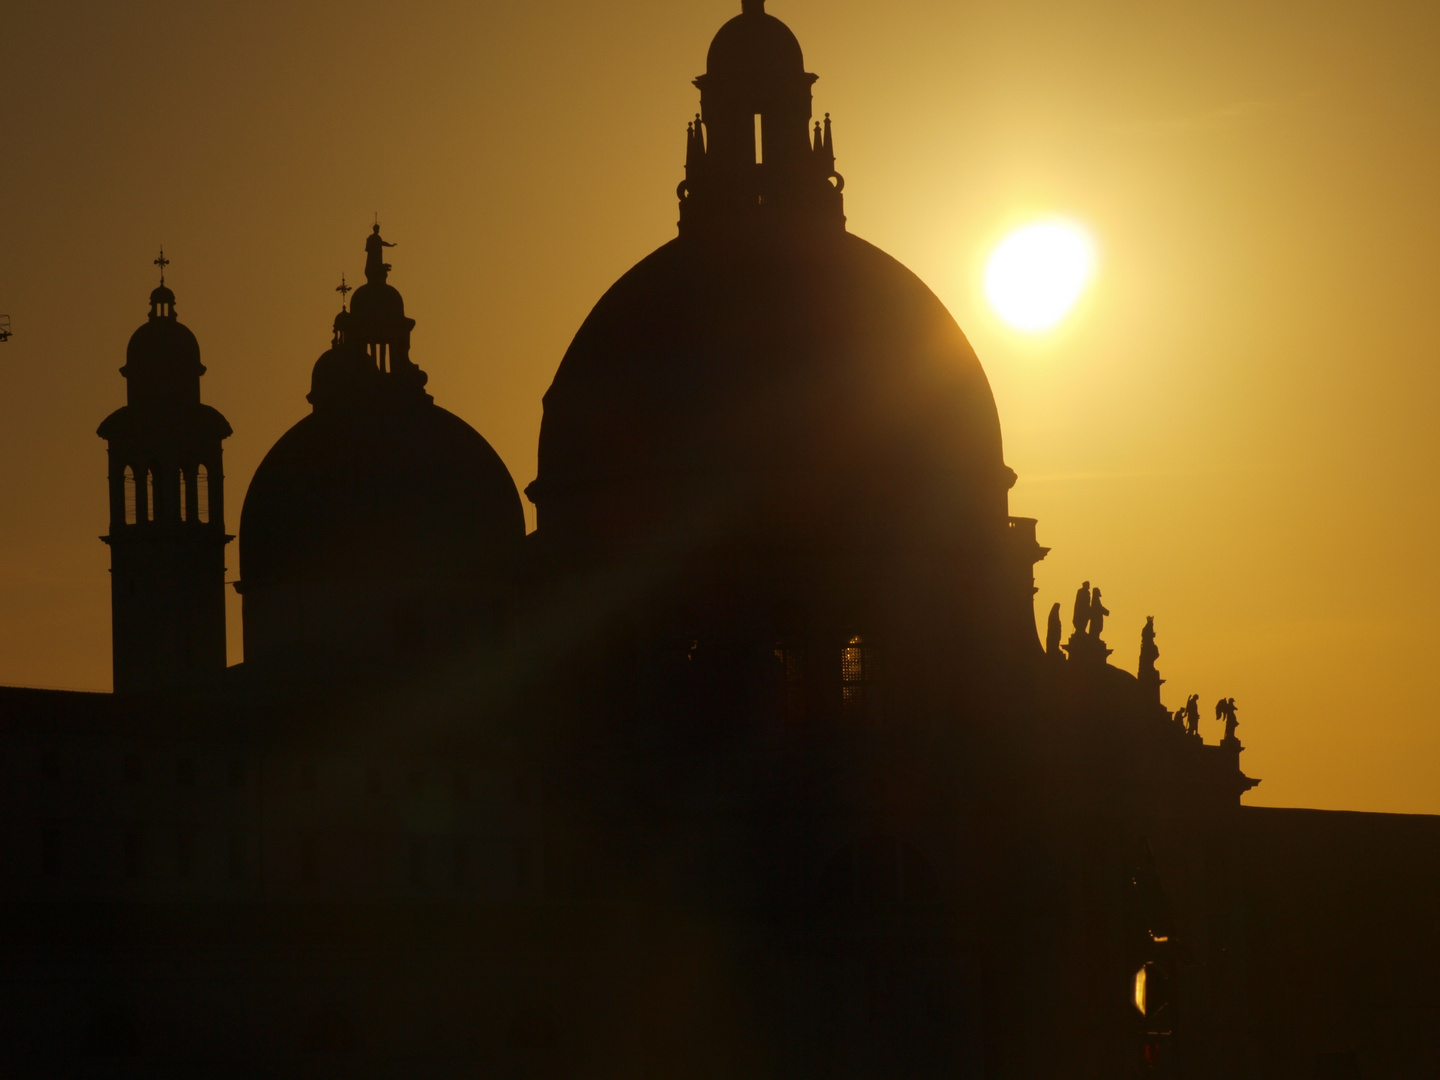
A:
[336,274,352,311]
[153,246,170,286]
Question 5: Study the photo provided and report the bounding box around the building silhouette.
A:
[1,4,1437,1077]
[98,275,231,693]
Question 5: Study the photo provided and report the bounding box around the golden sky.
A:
[1,0,1437,813]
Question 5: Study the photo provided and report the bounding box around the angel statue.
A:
[1185,694,1201,736]
[1216,697,1240,744]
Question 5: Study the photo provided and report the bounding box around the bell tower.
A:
[98,253,233,693]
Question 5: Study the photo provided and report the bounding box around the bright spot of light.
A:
[984,220,1095,333]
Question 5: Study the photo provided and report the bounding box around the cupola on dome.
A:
[705,0,806,80]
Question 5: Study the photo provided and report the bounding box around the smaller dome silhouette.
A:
[240,397,523,592]
[349,279,406,328]
[706,0,806,81]
[124,317,200,377]
[307,312,377,408]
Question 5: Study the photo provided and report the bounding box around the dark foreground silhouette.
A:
[0,3,1435,1077]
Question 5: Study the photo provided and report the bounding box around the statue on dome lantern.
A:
[364,223,396,284]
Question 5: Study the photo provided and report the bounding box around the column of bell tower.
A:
[97,273,233,693]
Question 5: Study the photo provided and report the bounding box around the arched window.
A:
[841,635,878,717]
[177,468,188,522]
[195,464,210,523]
[771,638,807,721]
[123,467,137,525]
[144,468,157,522]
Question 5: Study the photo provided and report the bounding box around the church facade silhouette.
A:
[1,4,1437,1077]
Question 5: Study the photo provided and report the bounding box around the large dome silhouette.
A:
[533,232,1008,548]
[240,396,522,591]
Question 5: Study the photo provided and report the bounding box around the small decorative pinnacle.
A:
[336,274,352,310]
[741,0,765,13]
[153,247,170,286]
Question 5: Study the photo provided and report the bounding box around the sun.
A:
[984,220,1095,333]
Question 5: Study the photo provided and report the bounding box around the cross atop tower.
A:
[336,274,352,310]
[154,247,170,285]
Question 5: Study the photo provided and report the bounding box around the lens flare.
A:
[984,221,1095,332]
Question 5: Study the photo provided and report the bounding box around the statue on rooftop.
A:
[1046,602,1063,658]
[1072,581,1091,635]
[1139,616,1159,677]
[1185,694,1201,736]
[1087,587,1110,638]
[1216,697,1240,745]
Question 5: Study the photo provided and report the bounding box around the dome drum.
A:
[240,577,510,667]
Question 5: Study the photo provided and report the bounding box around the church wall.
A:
[241,577,511,666]
[1235,805,1440,1078]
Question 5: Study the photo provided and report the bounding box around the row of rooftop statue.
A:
[1046,583,1242,747]
[1170,693,1243,746]
[1043,581,1111,653]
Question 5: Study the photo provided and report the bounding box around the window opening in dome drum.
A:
[452,838,470,887]
[177,468,188,522]
[195,464,209,523]
[123,467,137,525]
[176,829,194,879]
[754,113,763,164]
[144,467,157,522]
[41,826,60,878]
[123,829,142,879]
[772,639,807,721]
[842,635,878,717]
[228,833,247,881]
[301,836,318,883]
[393,598,425,653]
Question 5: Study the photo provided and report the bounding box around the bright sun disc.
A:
[984,221,1094,333]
